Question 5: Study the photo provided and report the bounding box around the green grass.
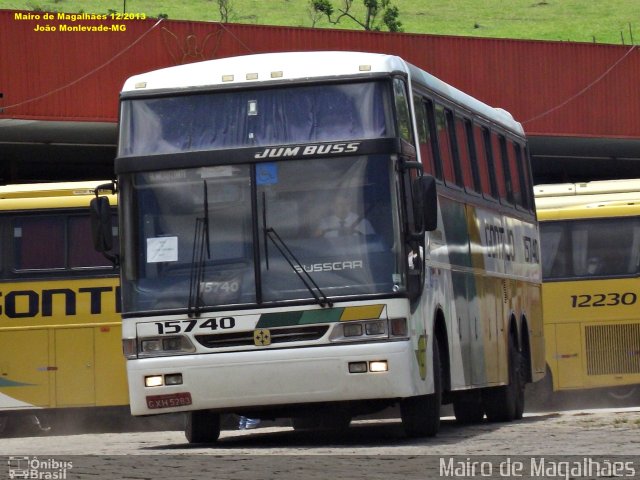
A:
[3,0,639,45]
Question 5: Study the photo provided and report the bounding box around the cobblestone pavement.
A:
[1,407,639,479]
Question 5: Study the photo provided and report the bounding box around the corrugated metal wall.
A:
[1,10,639,138]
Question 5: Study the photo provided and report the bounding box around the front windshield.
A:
[121,156,403,314]
[119,81,390,157]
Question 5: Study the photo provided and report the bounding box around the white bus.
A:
[92,51,544,443]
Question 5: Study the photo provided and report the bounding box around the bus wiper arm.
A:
[188,181,212,317]
[264,226,333,308]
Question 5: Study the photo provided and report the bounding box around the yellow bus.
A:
[536,179,640,397]
[0,181,124,433]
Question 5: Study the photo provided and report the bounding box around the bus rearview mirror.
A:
[90,196,113,252]
[413,175,438,232]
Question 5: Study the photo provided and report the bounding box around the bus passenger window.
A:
[455,117,476,192]
[14,217,65,270]
[505,140,524,209]
[514,143,533,210]
[393,79,413,143]
[489,132,508,202]
[435,105,456,185]
[472,125,493,197]
[69,216,116,268]
[413,96,438,177]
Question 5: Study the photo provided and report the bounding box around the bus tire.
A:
[483,336,525,422]
[400,339,441,437]
[185,410,221,444]
[453,392,485,424]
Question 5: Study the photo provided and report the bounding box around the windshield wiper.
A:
[261,193,332,308]
[188,181,212,317]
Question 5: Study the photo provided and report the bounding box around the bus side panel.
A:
[94,324,128,406]
[528,283,545,382]
[0,330,50,409]
[0,277,126,410]
[55,328,95,406]
[554,323,584,389]
[543,279,640,390]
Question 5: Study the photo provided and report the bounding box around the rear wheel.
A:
[453,392,484,424]
[483,335,525,422]
[185,410,221,444]
[400,339,442,437]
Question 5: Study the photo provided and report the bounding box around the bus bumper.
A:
[127,340,417,416]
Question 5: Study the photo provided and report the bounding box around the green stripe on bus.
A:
[257,308,345,327]
[0,378,32,387]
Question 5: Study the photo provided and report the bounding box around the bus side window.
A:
[515,143,533,211]
[434,104,456,186]
[14,216,65,270]
[489,131,508,202]
[505,140,525,210]
[455,116,476,192]
[472,124,493,198]
[393,78,413,143]
[499,135,515,205]
[69,215,117,268]
[413,95,438,177]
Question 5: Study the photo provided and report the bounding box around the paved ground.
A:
[1,407,639,479]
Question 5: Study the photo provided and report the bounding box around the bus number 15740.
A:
[154,317,236,334]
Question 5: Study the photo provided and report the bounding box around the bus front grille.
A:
[585,323,640,375]
[194,325,330,349]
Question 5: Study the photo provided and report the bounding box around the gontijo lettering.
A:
[0,286,120,319]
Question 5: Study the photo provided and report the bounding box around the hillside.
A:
[2,0,639,44]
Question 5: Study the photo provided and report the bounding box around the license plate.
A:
[146,392,192,409]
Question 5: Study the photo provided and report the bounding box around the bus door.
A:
[55,328,95,406]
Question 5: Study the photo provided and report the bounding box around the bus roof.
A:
[535,178,640,220]
[0,181,116,210]
[121,51,523,135]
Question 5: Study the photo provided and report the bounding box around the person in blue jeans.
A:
[238,416,261,430]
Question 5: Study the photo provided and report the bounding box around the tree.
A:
[216,0,233,23]
[311,0,403,32]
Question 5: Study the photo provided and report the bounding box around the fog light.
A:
[164,373,183,385]
[343,323,363,337]
[145,375,163,387]
[369,360,388,372]
[349,361,368,373]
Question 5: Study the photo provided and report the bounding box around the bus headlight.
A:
[330,318,408,342]
[138,336,196,357]
[343,323,364,337]
[123,338,138,359]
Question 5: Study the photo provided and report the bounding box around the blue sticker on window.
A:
[256,163,278,185]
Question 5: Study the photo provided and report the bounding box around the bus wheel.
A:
[400,339,441,437]
[453,392,485,424]
[185,410,221,444]
[483,336,525,422]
